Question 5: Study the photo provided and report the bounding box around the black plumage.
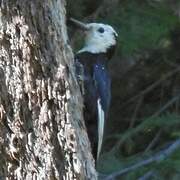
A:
[75,49,115,159]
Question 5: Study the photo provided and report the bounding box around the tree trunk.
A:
[0,0,97,179]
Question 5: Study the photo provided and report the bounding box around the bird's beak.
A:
[69,18,89,31]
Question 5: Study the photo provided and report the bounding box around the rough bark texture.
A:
[0,0,97,179]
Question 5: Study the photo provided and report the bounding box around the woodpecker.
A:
[70,18,118,160]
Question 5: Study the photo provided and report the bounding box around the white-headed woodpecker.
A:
[70,18,118,160]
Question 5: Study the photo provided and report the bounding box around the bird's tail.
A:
[97,98,105,160]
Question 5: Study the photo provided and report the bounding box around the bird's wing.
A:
[93,63,111,113]
[93,63,111,159]
[97,98,105,159]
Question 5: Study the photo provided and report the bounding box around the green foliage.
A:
[97,152,124,174]
[66,0,103,18]
[98,114,180,179]
[105,114,180,150]
[142,113,180,132]
[66,0,86,19]
[99,1,179,55]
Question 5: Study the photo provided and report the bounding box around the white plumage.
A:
[97,98,105,160]
[79,23,118,54]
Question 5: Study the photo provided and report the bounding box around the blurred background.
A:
[67,0,180,179]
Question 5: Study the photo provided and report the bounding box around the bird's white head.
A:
[80,23,118,53]
[70,18,118,54]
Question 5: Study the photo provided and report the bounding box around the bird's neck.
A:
[78,45,116,60]
[76,52,108,65]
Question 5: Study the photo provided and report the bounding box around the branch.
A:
[129,96,144,128]
[120,67,180,110]
[110,94,180,153]
[138,170,156,180]
[145,129,162,152]
[104,139,180,180]
[151,95,180,117]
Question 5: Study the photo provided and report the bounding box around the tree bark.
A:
[0,0,97,179]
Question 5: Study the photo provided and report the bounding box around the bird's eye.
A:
[97,27,104,33]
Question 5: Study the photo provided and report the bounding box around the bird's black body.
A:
[75,49,114,159]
